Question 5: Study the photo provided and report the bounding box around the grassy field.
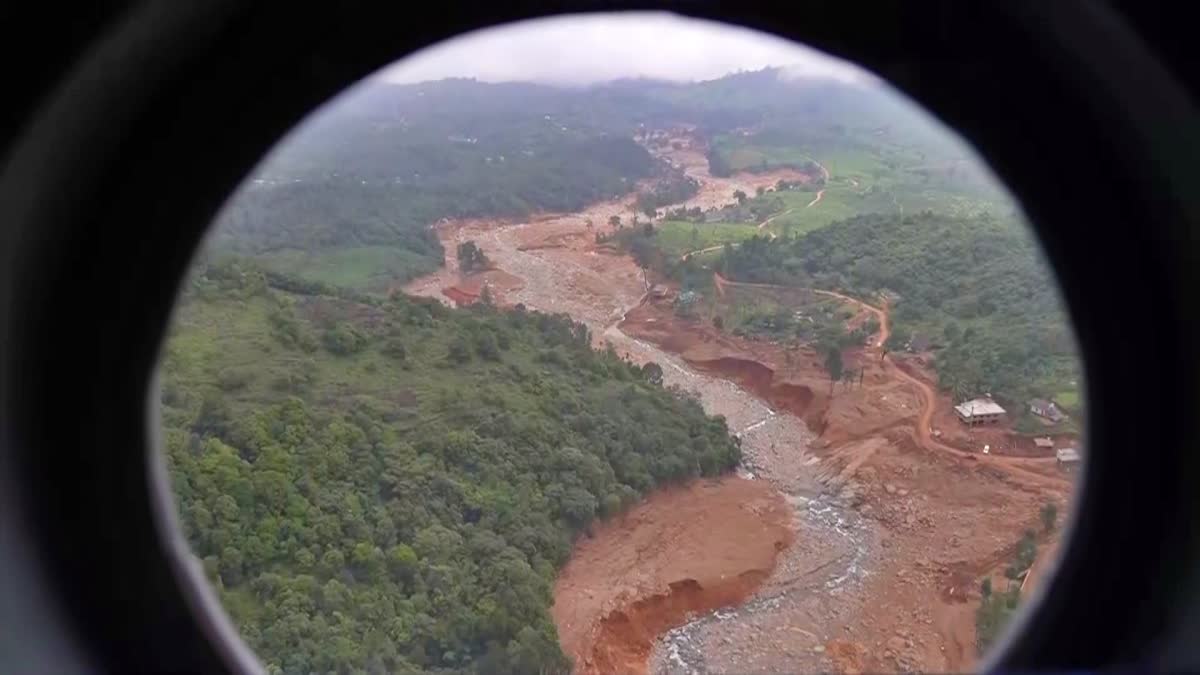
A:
[722,142,819,173]
[763,188,863,237]
[1053,389,1081,412]
[655,220,761,257]
[716,133,1007,240]
[258,245,440,292]
[707,282,859,345]
[164,290,550,424]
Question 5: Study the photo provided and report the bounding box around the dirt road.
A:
[622,280,1072,672]
[713,273,1071,492]
[807,160,831,208]
[679,244,727,262]
[757,208,796,230]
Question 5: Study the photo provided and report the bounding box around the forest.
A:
[208,70,961,291]
[209,78,667,288]
[717,212,1079,407]
[634,174,700,215]
[161,259,741,674]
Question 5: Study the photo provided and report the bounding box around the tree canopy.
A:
[718,212,1078,407]
[163,260,741,673]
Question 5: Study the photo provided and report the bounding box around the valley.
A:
[404,132,1075,673]
[165,54,1082,674]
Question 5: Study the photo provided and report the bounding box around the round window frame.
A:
[0,3,1197,674]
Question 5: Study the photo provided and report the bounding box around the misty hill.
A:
[211,80,661,288]
[209,69,989,290]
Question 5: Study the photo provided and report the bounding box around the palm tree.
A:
[948,377,971,403]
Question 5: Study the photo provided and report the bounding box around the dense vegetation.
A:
[634,174,700,216]
[975,582,1021,655]
[162,259,741,674]
[210,79,665,290]
[975,508,1054,655]
[717,212,1079,408]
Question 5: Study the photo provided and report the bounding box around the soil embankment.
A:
[552,478,793,675]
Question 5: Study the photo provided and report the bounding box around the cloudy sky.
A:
[379,12,868,86]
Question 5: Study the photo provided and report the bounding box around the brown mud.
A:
[403,127,1078,673]
[551,478,793,675]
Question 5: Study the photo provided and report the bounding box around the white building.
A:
[954,398,1006,426]
[1056,447,1082,468]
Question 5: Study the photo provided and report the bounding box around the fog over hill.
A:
[377,12,869,86]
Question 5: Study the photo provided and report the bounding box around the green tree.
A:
[824,346,844,393]
[194,391,232,438]
[456,240,490,273]
[609,215,621,228]
[1040,502,1058,533]
[383,338,407,360]
[323,323,367,356]
[976,588,1019,653]
[1016,529,1037,572]
[447,336,472,364]
[642,362,664,386]
[842,367,856,390]
[478,284,495,307]
[629,236,656,271]
[943,321,961,342]
[475,331,502,361]
[733,189,747,204]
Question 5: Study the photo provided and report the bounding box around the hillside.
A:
[209,69,999,293]
[716,212,1079,409]
[165,63,1082,673]
[210,79,664,290]
[160,259,740,674]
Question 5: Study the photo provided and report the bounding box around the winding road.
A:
[712,273,1071,491]
[805,159,831,208]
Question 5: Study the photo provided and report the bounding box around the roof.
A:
[1034,437,1055,448]
[1056,447,1082,462]
[955,398,1006,418]
[1029,398,1053,409]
